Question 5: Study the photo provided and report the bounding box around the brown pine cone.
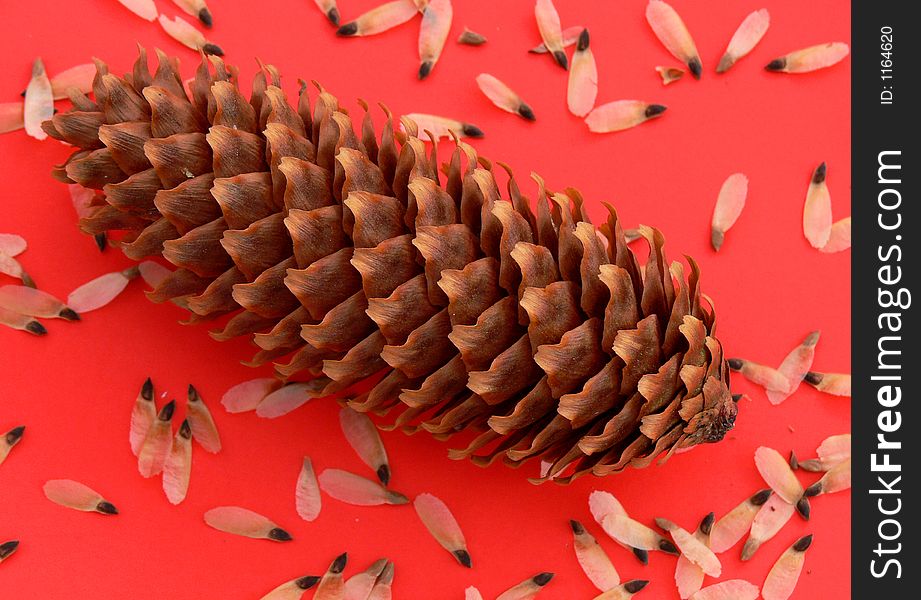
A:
[45,49,736,483]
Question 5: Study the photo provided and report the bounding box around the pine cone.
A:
[45,49,736,483]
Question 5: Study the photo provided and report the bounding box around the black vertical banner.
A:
[852,0,919,596]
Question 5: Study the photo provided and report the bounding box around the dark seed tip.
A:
[6,425,26,444]
[96,501,118,515]
[198,8,213,27]
[731,393,743,402]
[327,8,340,26]
[532,572,554,586]
[454,549,472,568]
[331,552,348,572]
[202,44,224,57]
[765,58,785,71]
[625,579,650,593]
[813,162,827,183]
[94,233,108,252]
[376,464,391,485]
[462,123,484,138]
[418,61,433,80]
[25,320,47,336]
[716,54,733,73]
[660,539,680,555]
[577,29,590,52]
[336,22,359,36]
[179,419,191,438]
[796,496,811,520]
[794,534,814,552]
[804,481,822,497]
[59,308,80,321]
[160,400,176,421]
[0,540,20,559]
[688,57,702,79]
[752,489,772,505]
[518,104,536,121]
[711,229,724,251]
[804,371,823,385]
[269,528,293,542]
[296,575,320,590]
[141,377,154,400]
[187,383,199,401]
[569,519,585,535]
[632,547,649,564]
[727,358,744,370]
[645,104,667,118]
[700,512,715,535]
[552,50,569,70]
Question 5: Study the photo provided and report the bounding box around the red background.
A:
[0,0,850,598]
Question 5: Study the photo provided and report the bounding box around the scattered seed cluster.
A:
[0,239,172,335]
[576,433,849,599]
[729,331,851,404]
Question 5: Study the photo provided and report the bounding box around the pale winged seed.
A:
[336,0,418,37]
[401,113,483,140]
[534,0,568,69]
[766,43,849,73]
[571,520,620,591]
[414,493,471,567]
[417,0,453,79]
[256,380,327,418]
[43,479,118,514]
[761,535,812,600]
[203,506,292,541]
[66,268,138,313]
[343,558,387,600]
[717,10,770,73]
[318,469,409,506]
[162,419,192,504]
[710,173,748,251]
[340,407,390,483]
[646,0,701,78]
[741,494,795,560]
[186,385,221,452]
[585,101,666,133]
[24,58,53,140]
[295,457,322,521]
[222,378,282,413]
[129,377,156,456]
[568,30,598,117]
[803,163,832,248]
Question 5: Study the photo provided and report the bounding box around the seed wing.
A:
[414,493,471,567]
[295,457,322,521]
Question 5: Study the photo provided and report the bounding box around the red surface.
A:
[0,0,850,598]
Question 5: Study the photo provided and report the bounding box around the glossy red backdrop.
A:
[0,0,850,598]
